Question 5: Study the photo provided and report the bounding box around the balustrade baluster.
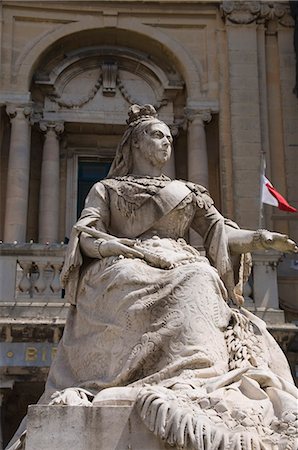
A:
[50,262,63,293]
[33,261,49,294]
[18,260,33,293]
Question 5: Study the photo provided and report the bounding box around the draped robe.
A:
[43,175,297,450]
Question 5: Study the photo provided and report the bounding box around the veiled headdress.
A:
[107,104,163,177]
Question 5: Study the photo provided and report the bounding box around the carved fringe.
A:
[137,387,263,450]
[225,309,262,370]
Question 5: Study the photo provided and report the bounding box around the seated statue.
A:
[7,104,298,450]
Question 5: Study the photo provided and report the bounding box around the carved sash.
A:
[126,179,191,237]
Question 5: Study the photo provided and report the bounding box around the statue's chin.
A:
[154,155,171,168]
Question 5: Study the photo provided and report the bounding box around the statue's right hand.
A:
[96,238,145,259]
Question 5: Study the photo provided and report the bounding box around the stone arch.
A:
[14,20,203,102]
[32,45,183,119]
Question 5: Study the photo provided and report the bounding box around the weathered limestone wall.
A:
[222,1,297,237]
[0,1,296,241]
[278,28,298,243]
[0,1,222,243]
[226,24,263,229]
[0,107,9,238]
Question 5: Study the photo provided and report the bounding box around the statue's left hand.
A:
[257,230,298,253]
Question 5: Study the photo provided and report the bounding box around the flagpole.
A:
[259,151,266,229]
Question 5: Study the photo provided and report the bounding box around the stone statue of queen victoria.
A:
[7,105,298,450]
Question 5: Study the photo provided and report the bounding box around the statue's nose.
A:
[162,137,171,146]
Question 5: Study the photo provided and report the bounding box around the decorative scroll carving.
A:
[221,1,294,27]
[6,104,32,122]
[39,121,64,136]
[169,119,185,137]
[47,64,168,111]
[47,60,169,111]
[116,75,168,111]
[102,62,118,96]
[184,108,212,124]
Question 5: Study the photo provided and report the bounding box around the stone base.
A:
[247,307,285,325]
[25,404,172,450]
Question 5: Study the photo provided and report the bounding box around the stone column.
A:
[39,121,64,243]
[185,108,211,188]
[185,108,211,248]
[163,123,179,179]
[4,104,32,242]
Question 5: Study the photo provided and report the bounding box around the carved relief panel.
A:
[32,46,184,124]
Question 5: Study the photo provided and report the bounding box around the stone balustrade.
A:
[0,243,68,321]
[0,243,291,325]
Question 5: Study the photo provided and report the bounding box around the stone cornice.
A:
[221,1,294,27]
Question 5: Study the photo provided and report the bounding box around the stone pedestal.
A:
[25,405,172,450]
[251,250,285,325]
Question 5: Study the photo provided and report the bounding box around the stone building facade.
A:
[0,1,297,447]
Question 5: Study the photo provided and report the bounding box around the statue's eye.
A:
[152,131,163,139]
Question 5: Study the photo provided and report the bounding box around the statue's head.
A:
[108,104,172,177]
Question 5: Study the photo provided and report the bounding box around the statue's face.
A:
[136,121,173,168]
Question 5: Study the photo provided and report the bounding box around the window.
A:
[77,159,111,218]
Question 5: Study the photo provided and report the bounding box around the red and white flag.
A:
[262,175,297,213]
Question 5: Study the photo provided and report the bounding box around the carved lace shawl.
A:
[61,176,251,305]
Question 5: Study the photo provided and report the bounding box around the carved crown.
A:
[127,104,158,126]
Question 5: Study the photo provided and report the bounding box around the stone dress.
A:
[43,175,297,450]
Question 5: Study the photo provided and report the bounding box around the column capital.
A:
[184,108,212,124]
[220,1,294,27]
[6,103,33,121]
[39,120,64,135]
[169,119,185,137]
